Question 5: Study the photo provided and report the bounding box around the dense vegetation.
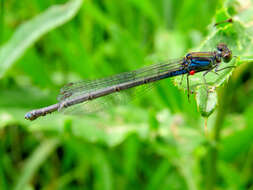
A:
[0,0,252,189]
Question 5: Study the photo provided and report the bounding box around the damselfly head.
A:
[217,43,232,63]
[25,112,35,120]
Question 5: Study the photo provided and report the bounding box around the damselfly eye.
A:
[223,54,232,63]
[217,47,223,51]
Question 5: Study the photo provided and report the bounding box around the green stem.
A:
[0,0,4,44]
[206,84,230,190]
[205,61,249,189]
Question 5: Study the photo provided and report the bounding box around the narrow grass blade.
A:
[0,0,83,78]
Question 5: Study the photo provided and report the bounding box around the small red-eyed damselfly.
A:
[25,43,233,121]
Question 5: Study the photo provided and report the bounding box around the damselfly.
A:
[25,43,233,121]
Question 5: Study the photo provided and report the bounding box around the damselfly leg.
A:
[215,66,236,72]
[179,74,184,85]
[187,74,190,100]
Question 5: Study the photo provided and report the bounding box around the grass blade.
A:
[0,0,83,78]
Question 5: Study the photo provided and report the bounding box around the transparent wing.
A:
[58,58,184,115]
[60,83,154,115]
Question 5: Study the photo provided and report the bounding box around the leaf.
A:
[175,22,252,89]
[0,0,83,78]
[238,55,253,63]
[174,9,253,117]
[14,138,60,190]
[196,86,217,117]
[219,106,253,161]
[128,0,160,24]
[92,149,113,190]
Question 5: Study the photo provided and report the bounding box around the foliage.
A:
[0,0,252,189]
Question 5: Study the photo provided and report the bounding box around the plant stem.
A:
[0,0,4,44]
[206,85,230,190]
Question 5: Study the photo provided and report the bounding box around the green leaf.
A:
[0,0,83,78]
[174,11,253,117]
[196,86,217,117]
[219,106,253,161]
[14,138,60,190]
[175,22,252,89]
[92,149,113,190]
[238,55,253,63]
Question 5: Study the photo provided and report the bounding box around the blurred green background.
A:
[0,0,253,189]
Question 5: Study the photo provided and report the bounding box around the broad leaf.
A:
[174,9,253,117]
